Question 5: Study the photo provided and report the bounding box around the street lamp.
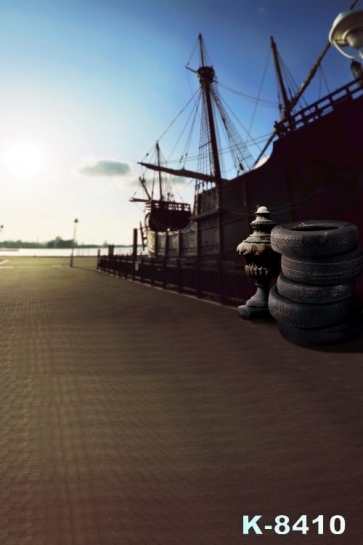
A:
[70,218,78,267]
[329,10,363,59]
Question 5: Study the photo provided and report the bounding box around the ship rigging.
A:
[131,29,332,219]
[129,1,363,269]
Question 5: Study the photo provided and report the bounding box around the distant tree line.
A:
[47,236,75,248]
[1,237,132,249]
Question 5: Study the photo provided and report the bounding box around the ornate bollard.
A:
[236,206,280,319]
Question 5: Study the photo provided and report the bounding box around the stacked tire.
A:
[269,220,363,345]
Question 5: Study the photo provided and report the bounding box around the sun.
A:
[2,140,46,179]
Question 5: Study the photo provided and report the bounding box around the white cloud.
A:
[76,157,132,178]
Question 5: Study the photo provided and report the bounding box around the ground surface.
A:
[1,256,363,544]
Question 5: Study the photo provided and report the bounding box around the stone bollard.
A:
[236,206,280,319]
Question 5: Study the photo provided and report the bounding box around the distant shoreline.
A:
[0,245,138,250]
[0,246,140,258]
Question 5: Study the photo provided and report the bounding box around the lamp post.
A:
[329,9,363,59]
[70,218,78,267]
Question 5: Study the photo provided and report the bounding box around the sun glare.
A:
[2,141,46,179]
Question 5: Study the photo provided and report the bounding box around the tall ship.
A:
[129,3,363,305]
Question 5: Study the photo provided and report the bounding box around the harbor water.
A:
[0,246,134,257]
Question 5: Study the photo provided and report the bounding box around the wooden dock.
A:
[2,256,363,544]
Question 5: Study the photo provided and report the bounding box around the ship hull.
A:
[143,80,363,305]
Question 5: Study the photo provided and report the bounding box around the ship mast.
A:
[253,37,293,165]
[291,0,359,109]
[197,33,222,184]
[131,142,167,203]
[155,141,164,200]
[253,0,360,167]
[271,36,291,120]
[139,34,251,185]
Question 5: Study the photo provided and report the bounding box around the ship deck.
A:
[2,256,363,544]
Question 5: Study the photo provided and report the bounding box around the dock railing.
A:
[97,254,256,306]
[275,78,363,137]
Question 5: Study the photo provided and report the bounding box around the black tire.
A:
[276,273,356,304]
[271,220,359,257]
[281,247,363,286]
[268,284,353,328]
[277,313,363,346]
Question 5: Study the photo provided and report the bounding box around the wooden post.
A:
[165,231,169,259]
[196,260,202,298]
[218,259,226,305]
[118,256,122,278]
[132,228,138,260]
[177,258,182,293]
[154,231,158,258]
[150,259,154,286]
[196,222,200,260]
[132,228,137,280]
[163,260,167,289]
[178,230,182,258]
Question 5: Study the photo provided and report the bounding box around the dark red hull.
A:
[144,79,363,306]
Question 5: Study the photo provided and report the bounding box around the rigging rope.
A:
[211,85,255,172]
[219,82,278,108]
[139,89,200,164]
[166,93,201,165]
[318,65,330,96]
[277,51,308,110]
[185,37,199,68]
[218,94,267,158]
[248,46,272,135]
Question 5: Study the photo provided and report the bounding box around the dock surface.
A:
[2,257,363,544]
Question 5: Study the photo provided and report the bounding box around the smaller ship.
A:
[131,141,191,254]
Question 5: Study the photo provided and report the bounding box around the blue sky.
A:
[0,0,358,245]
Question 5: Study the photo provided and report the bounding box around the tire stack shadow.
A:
[268,220,363,346]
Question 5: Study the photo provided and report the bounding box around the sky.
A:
[0,0,360,245]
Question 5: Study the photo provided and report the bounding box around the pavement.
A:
[1,256,363,545]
